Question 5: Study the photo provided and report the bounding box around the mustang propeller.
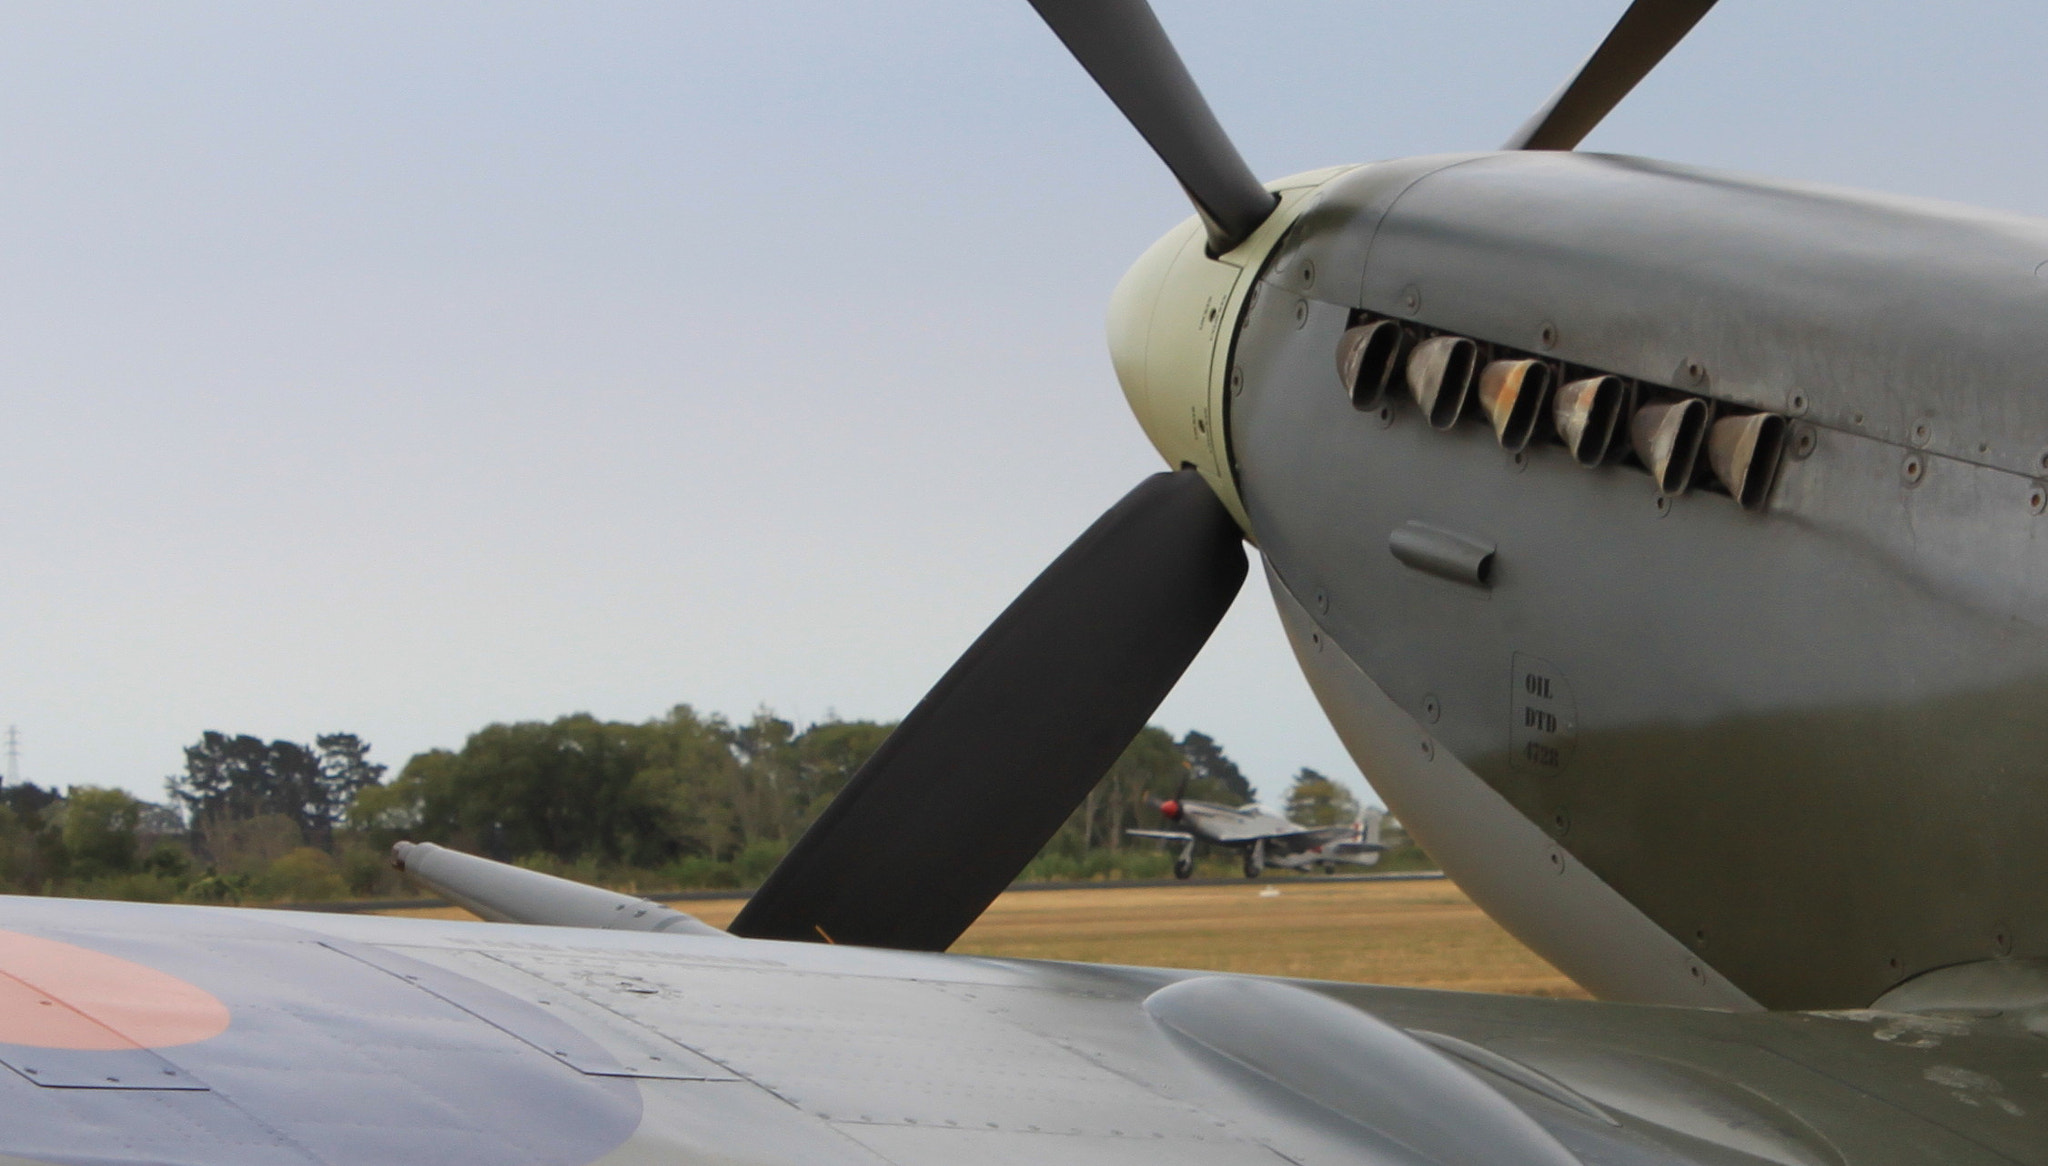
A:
[730,0,1721,952]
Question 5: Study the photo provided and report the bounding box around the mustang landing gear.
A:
[1242,839,1265,879]
[1174,842,1196,880]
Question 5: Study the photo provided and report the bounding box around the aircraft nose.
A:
[1159,799,1182,820]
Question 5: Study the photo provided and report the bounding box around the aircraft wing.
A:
[1255,823,1360,854]
[2,894,2039,1165]
[1125,828,1196,842]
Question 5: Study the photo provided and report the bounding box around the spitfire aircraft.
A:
[1128,788,1387,878]
[5,0,2048,1163]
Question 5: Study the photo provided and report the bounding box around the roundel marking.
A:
[0,928,230,1050]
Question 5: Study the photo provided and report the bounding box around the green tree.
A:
[257,846,348,901]
[792,721,891,820]
[1284,768,1359,826]
[727,709,797,846]
[1177,731,1253,803]
[311,733,386,845]
[381,706,893,869]
[62,786,143,878]
[0,783,63,891]
[169,731,387,851]
[624,705,747,863]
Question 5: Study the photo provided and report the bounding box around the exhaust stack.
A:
[1405,336,1478,430]
[1336,320,1408,410]
[1629,398,1709,496]
[1708,413,1787,511]
[1476,359,1554,451]
[1553,375,1627,466]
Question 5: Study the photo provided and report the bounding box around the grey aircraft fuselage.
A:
[1131,797,1355,877]
[1163,798,1306,845]
[1187,150,2048,1012]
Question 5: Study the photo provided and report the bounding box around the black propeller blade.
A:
[1027,0,1276,254]
[1502,0,1719,151]
[729,471,1246,951]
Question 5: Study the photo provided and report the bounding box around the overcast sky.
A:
[2,1,2044,808]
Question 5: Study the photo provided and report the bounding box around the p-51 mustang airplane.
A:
[5,1,2048,1163]
[1128,791,1386,878]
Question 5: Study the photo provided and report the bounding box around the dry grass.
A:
[380,878,1585,998]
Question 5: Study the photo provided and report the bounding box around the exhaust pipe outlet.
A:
[1476,359,1554,452]
[1708,412,1787,511]
[1336,320,1408,410]
[1405,336,1477,430]
[1553,375,1626,467]
[1629,398,1709,496]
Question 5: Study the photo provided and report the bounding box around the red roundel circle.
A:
[0,929,231,1050]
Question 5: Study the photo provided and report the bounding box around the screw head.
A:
[1903,454,1925,485]
[1654,494,1671,516]
[1537,321,1558,350]
[1911,420,1932,448]
[1292,300,1308,328]
[1788,391,1809,416]
[1792,426,1818,459]
[1230,367,1244,396]
[1376,403,1395,428]
[1300,259,1316,288]
[1422,694,1441,723]
[2031,485,2046,515]
[1400,285,1421,314]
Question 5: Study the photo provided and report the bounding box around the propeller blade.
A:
[729,470,1246,950]
[1502,0,1719,151]
[1028,0,1276,254]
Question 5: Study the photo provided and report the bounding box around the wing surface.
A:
[0,896,2039,1166]
[1125,829,1197,841]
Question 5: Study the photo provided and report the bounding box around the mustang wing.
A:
[1251,823,1358,855]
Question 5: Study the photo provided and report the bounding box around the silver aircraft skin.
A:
[1128,800,1385,877]
[6,1,2048,1163]
[1264,811,1386,874]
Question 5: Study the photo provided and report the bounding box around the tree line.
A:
[0,705,1397,903]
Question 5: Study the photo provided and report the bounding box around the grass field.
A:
[384,877,1586,997]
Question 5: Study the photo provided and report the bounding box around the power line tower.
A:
[4,726,18,786]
